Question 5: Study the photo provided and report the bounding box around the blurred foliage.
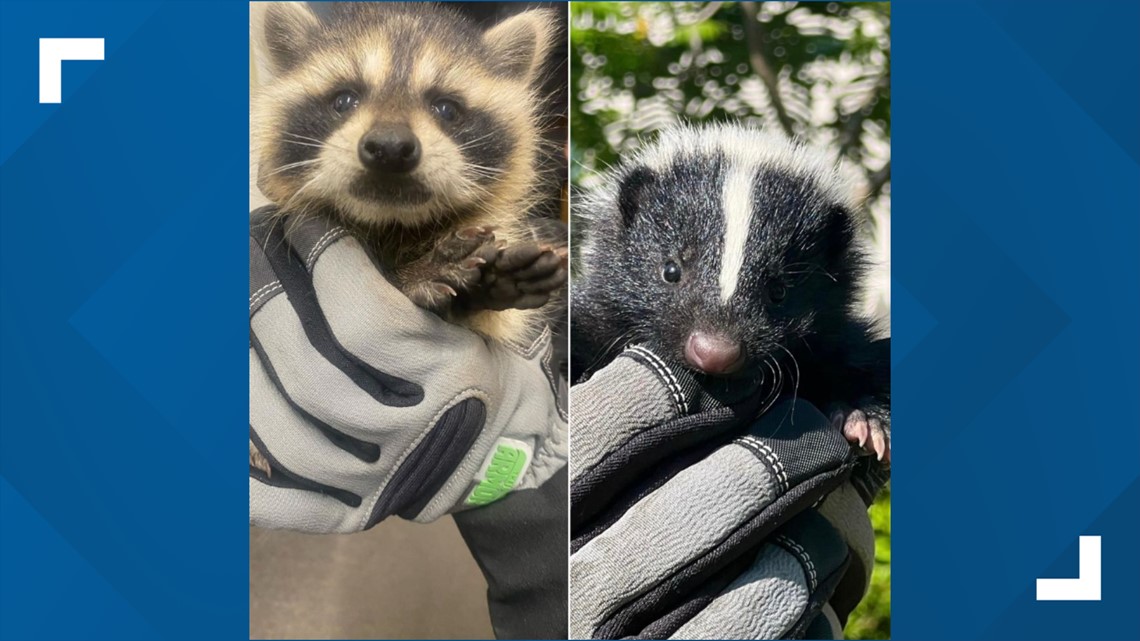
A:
[570,4,891,638]
[570,1,890,206]
[847,487,891,640]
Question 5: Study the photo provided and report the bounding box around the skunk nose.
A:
[684,332,744,374]
[358,125,421,173]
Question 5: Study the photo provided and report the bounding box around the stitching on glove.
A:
[358,387,489,530]
[529,407,568,483]
[249,281,282,312]
[776,534,818,591]
[520,324,553,360]
[626,345,685,416]
[542,344,568,424]
[739,436,789,492]
[305,226,348,271]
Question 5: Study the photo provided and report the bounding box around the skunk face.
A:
[253,2,554,228]
[579,125,865,377]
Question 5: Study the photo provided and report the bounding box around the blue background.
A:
[0,1,1137,640]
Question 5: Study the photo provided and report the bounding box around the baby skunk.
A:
[572,125,890,462]
[252,2,567,345]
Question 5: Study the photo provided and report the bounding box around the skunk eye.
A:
[431,98,462,123]
[332,90,360,114]
[662,260,682,283]
[769,281,787,302]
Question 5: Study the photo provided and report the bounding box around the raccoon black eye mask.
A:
[571,124,891,463]
[253,2,566,344]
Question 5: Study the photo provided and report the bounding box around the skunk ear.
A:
[260,2,320,74]
[482,9,556,84]
[617,166,656,228]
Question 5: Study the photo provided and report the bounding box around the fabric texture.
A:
[569,346,875,639]
[248,207,567,534]
[455,467,570,640]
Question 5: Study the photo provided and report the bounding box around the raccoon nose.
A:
[358,125,421,173]
[684,332,744,375]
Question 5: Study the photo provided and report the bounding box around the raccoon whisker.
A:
[263,159,322,177]
[281,173,325,213]
[281,133,354,155]
[465,164,506,176]
[458,179,495,201]
[280,140,327,150]
[461,180,499,199]
[455,131,501,151]
[282,131,346,148]
[465,173,503,186]
[281,131,326,143]
[281,139,355,155]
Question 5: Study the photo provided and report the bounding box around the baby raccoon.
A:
[572,125,890,462]
[252,2,567,344]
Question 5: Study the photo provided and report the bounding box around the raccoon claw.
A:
[447,241,567,312]
[432,283,458,297]
[512,250,562,280]
[456,225,496,241]
[474,242,567,311]
[496,242,545,271]
[437,227,497,262]
[399,226,500,314]
[830,404,891,465]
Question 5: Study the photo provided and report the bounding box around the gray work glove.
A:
[570,346,877,639]
[248,207,567,534]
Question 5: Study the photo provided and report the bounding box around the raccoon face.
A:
[588,129,863,377]
[253,3,554,228]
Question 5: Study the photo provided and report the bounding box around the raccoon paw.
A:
[401,226,498,314]
[476,242,568,311]
[829,402,891,465]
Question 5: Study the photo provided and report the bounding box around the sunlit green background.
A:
[569,3,891,638]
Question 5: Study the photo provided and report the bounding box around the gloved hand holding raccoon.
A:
[248,211,566,533]
[248,3,569,533]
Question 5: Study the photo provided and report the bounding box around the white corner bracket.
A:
[1036,535,1101,601]
[39,38,104,104]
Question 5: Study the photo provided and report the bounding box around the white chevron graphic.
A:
[39,38,104,103]
[1036,535,1101,601]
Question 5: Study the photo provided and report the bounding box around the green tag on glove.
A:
[466,438,532,506]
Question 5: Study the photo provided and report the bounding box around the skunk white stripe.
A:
[719,166,756,302]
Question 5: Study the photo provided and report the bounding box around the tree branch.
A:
[838,75,890,161]
[683,1,724,26]
[740,2,794,137]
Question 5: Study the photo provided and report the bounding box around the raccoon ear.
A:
[617,166,656,228]
[260,2,320,74]
[483,9,556,84]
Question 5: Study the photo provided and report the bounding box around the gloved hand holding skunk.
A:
[569,124,891,639]
[569,346,884,640]
[248,211,567,534]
